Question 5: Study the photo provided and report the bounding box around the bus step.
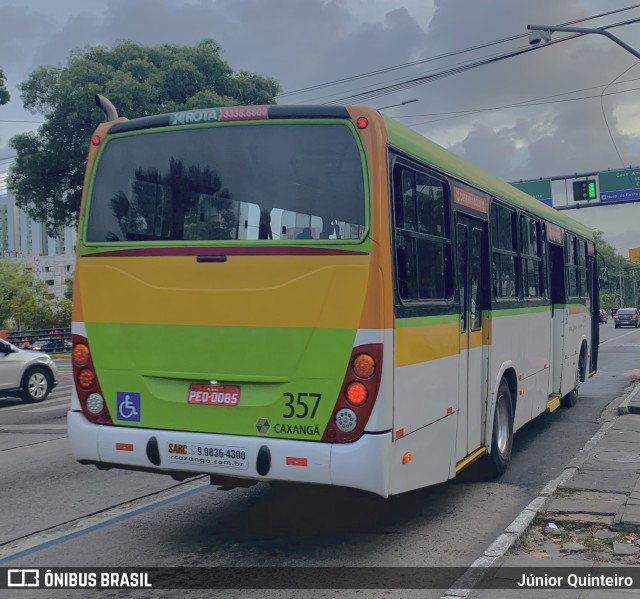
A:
[547,395,561,413]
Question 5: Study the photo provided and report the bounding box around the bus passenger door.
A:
[455,214,488,460]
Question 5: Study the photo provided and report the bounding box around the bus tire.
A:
[561,353,583,408]
[487,379,514,477]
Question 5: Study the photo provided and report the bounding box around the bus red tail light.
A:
[72,334,112,425]
[322,343,383,443]
[77,368,96,389]
[345,382,368,406]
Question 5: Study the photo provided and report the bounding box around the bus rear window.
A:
[86,123,366,243]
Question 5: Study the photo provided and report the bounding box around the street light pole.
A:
[526,24,640,60]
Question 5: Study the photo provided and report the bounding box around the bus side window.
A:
[392,161,452,303]
[491,203,518,299]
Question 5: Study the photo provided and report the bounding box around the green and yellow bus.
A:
[68,96,600,497]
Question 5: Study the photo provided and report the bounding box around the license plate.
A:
[167,442,248,470]
[187,384,240,406]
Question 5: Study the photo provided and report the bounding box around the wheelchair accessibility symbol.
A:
[116,392,141,421]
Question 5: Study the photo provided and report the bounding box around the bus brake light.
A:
[345,382,367,406]
[77,368,95,389]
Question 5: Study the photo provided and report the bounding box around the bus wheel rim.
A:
[496,396,510,455]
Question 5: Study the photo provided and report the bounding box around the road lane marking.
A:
[25,403,71,413]
[600,328,640,345]
[0,388,71,412]
[0,477,209,564]
[0,424,67,431]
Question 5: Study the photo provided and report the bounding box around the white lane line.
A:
[600,328,640,345]
[25,403,70,413]
[0,424,67,431]
[0,391,71,412]
[0,478,209,562]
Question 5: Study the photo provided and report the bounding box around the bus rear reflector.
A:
[286,457,308,467]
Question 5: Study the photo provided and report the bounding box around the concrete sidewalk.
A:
[447,383,640,598]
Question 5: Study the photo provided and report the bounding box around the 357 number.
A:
[283,393,321,419]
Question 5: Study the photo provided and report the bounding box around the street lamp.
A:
[377,98,418,110]
[526,24,640,60]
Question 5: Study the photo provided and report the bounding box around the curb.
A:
[440,381,640,599]
[617,383,640,415]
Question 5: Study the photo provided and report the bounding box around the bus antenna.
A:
[94,94,119,121]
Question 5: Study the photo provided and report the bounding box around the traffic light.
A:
[572,179,597,201]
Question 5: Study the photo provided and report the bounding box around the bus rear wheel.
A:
[561,354,583,408]
[486,379,514,477]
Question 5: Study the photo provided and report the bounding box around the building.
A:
[0,170,76,299]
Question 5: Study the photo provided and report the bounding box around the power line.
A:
[599,63,640,167]
[320,16,640,105]
[401,83,640,128]
[278,4,640,100]
[397,76,640,119]
[0,119,45,124]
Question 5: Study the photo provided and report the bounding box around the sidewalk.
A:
[449,383,640,598]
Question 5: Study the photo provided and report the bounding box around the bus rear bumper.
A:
[67,411,392,497]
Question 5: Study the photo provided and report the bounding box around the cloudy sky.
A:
[1,0,640,254]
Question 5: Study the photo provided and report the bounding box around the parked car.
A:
[614,307,639,328]
[30,338,72,353]
[599,309,608,324]
[0,338,58,402]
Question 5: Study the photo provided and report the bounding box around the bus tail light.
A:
[322,343,382,443]
[72,334,112,425]
[345,382,367,406]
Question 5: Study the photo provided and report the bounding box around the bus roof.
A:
[381,114,594,241]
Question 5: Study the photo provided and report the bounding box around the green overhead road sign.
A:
[598,168,640,204]
[510,179,552,206]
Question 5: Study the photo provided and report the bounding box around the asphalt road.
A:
[1,323,639,598]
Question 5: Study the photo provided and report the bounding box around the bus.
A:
[68,96,600,497]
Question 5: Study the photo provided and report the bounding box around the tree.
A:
[8,39,281,235]
[0,67,8,105]
[0,260,56,329]
[593,231,640,310]
[51,277,73,327]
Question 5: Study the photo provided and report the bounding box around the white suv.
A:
[0,338,58,402]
